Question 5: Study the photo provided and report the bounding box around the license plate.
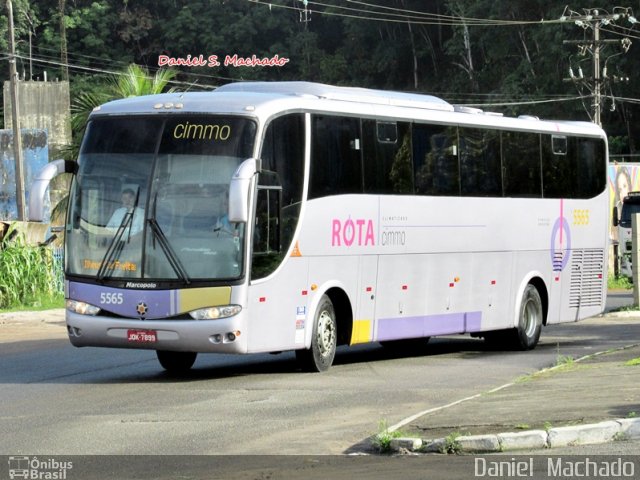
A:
[127,329,157,343]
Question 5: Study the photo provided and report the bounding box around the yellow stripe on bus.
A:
[351,319,372,345]
[179,287,232,311]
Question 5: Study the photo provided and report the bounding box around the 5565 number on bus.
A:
[100,292,124,305]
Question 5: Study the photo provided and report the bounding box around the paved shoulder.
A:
[386,344,640,454]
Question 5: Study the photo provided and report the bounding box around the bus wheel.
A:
[296,295,337,372]
[156,350,197,372]
[511,284,543,350]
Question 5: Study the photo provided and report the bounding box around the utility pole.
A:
[561,7,636,127]
[59,0,68,81]
[6,0,26,221]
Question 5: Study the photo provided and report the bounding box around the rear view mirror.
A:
[29,160,78,222]
[228,158,259,223]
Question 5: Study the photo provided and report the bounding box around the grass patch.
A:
[0,292,64,313]
[624,357,640,367]
[372,420,404,453]
[612,304,640,312]
[0,223,62,309]
[442,432,463,454]
[556,354,575,368]
[608,275,633,290]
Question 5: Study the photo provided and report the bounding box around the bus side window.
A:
[362,120,412,194]
[543,135,575,198]
[413,124,459,196]
[459,127,501,197]
[252,179,283,279]
[252,113,305,280]
[309,115,362,198]
[502,131,542,198]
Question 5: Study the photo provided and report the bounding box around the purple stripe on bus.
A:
[377,311,483,341]
[68,281,175,319]
[465,311,482,332]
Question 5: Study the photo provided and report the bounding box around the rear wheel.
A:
[484,284,543,350]
[511,284,543,350]
[156,350,197,372]
[296,295,337,372]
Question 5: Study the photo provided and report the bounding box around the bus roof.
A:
[91,81,605,137]
[215,81,454,111]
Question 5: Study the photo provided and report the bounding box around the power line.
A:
[457,95,591,108]
[248,0,564,26]
[5,52,236,89]
[561,7,636,126]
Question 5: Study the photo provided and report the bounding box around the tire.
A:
[156,350,197,372]
[296,295,337,372]
[510,284,543,350]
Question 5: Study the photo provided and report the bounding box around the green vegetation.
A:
[3,1,640,148]
[372,420,404,453]
[613,304,640,312]
[442,432,463,454]
[624,358,640,367]
[555,354,575,368]
[608,275,633,290]
[0,224,62,310]
[0,293,64,313]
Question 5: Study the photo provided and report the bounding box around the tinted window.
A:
[459,128,501,196]
[309,116,362,199]
[413,124,459,196]
[363,120,413,194]
[253,114,306,279]
[574,138,606,198]
[502,131,541,198]
[543,135,578,198]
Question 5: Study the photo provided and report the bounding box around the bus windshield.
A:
[66,115,256,283]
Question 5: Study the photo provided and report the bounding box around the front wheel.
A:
[296,295,337,372]
[156,350,197,373]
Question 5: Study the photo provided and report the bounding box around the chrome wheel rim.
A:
[316,310,336,358]
[522,296,540,338]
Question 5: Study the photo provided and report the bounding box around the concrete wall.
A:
[3,80,71,154]
[0,129,49,221]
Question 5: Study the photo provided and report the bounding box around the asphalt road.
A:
[1,292,638,461]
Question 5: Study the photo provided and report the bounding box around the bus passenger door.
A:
[351,256,378,345]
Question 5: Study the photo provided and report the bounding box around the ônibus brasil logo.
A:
[8,456,73,479]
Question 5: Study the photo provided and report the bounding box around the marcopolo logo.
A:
[8,456,73,480]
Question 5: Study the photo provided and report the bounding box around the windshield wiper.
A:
[147,218,191,285]
[96,211,133,281]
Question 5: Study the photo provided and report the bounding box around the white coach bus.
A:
[30,81,608,372]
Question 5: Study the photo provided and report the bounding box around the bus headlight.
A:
[189,305,242,320]
[66,300,101,316]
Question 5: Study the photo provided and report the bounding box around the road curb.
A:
[388,418,640,454]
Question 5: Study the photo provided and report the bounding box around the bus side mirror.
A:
[613,207,619,227]
[229,158,259,223]
[29,160,78,222]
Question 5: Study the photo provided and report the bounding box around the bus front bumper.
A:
[65,310,247,353]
